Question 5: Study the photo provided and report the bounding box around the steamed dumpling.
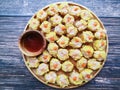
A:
[88,59,101,70]
[93,40,106,50]
[47,43,59,57]
[76,57,87,72]
[29,18,40,30]
[54,24,66,35]
[69,6,81,16]
[46,32,58,42]
[63,14,75,24]
[36,10,47,21]
[57,74,69,88]
[62,61,74,72]
[57,49,69,61]
[80,10,93,20]
[36,63,49,75]
[69,37,82,48]
[40,21,51,33]
[57,35,69,48]
[50,58,61,71]
[27,58,39,68]
[45,71,57,84]
[38,50,51,63]
[69,49,82,60]
[95,29,106,39]
[59,2,69,15]
[69,70,83,85]
[94,51,106,61]
[81,45,94,58]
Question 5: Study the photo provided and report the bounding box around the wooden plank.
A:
[0,16,120,90]
[0,0,120,17]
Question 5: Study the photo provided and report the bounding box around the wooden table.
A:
[0,0,120,90]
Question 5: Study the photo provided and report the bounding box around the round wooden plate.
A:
[21,2,108,89]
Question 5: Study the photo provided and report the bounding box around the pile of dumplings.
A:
[26,2,107,88]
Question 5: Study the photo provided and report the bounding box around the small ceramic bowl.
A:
[18,30,46,56]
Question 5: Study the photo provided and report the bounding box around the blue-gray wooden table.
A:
[0,0,120,90]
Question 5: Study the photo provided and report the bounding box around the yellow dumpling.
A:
[57,49,69,61]
[57,35,69,48]
[62,61,74,72]
[36,10,47,21]
[69,70,83,85]
[69,37,82,48]
[47,43,59,57]
[93,40,106,50]
[50,58,61,71]
[38,50,51,63]
[81,31,94,43]
[76,57,87,72]
[81,45,94,58]
[44,71,57,84]
[57,74,69,88]
[63,14,74,24]
[95,29,106,39]
[80,69,93,82]
[36,63,49,76]
[88,59,101,70]
[59,2,69,15]
[47,4,59,16]
[50,14,62,26]
[80,10,93,20]
[69,6,81,16]
[75,19,87,31]
[54,24,66,35]
[69,49,82,60]
[27,58,39,68]
[88,19,100,31]
[29,18,40,30]
[40,21,51,33]
[94,51,106,61]
[46,32,58,42]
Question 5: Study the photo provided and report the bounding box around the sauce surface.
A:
[23,32,44,52]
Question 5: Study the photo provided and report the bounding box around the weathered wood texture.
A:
[0,16,120,90]
[0,0,120,17]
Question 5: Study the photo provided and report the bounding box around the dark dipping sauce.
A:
[22,31,44,52]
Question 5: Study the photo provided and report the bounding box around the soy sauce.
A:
[23,31,44,52]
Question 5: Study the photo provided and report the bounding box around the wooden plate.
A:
[21,2,108,89]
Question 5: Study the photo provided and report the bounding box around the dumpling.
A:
[47,43,59,57]
[40,21,51,33]
[69,37,82,48]
[81,45,94,58]
[69,6,81,16]
[36,63,49,75]
[80,69,93,82]
[81,31,94,43]
[54,24,66,35]
[50,58,61,71]
[62,61,74,72]
[57,74,69,88]
[69,70,83,85]
[38,50,51,63]
[36,10,47,21]
[88,59,101,70]
[44,71,57,84]
[69,49,82,60]
[46,32,58,42]
[95,29,106,39]
[57,49,69,61]
[47,4,59,16]
[50,14,62,26]
[59,2,69,15]
[63,14,74,24]
[76,57,87,72]
[75,19,87,31]
[27,58,39,68]
[29,18,40,30]
[66,25,78,38]
[57,35,69,48]
[93,40,106,50]
[88,19,100,31]
[80,10,93,20]
[93,51,106,61]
